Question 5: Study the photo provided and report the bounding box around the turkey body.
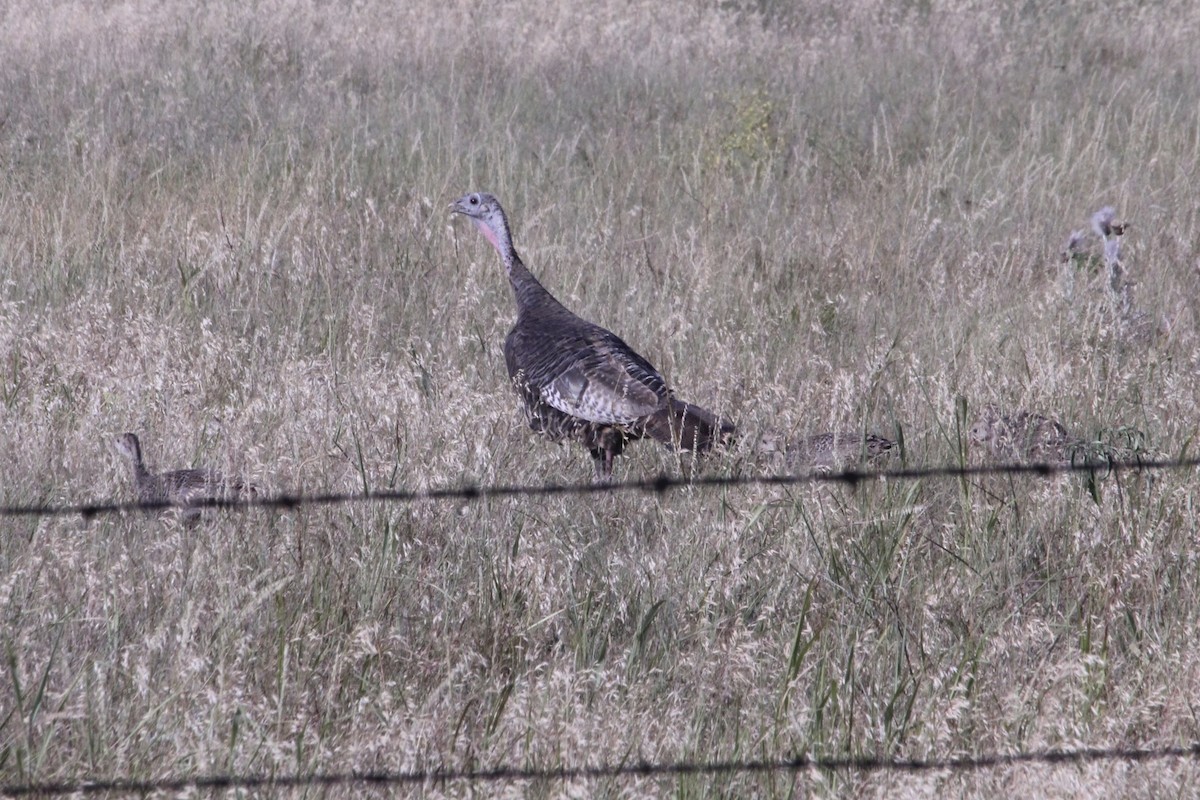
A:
[452,191,733,479]
[968,405,1076,463]
[115,432,256,522]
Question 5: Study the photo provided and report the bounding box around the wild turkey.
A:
[757,430,896,472]
[967,405,1078,464]
[114,432,256,520]
[792,432,896,471]
[1062,205,1128,266]
[969,404,1158,469]
[451,191,734,480]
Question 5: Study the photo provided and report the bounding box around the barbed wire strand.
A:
[3,743,1198,797]
[3,456,1197,521]
[3,461,1196,796]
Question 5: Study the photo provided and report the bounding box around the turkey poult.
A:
[759,431,896,472]
[451,191,734,480]
[114,432,256,520]
[967,405,1076,464]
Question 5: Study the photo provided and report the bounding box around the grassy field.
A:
[2,0,1199,795]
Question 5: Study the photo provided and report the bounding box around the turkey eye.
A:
[470,196,479,205]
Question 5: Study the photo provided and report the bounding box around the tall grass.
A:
[1,0,1199,795]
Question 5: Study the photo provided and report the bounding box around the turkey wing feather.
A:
[507,325,667,425]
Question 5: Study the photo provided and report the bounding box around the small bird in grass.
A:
[1063,205,1129,264]
[758,430,896,472]
[967,405,1077,464]
[114,432,256,521]
[451,191,734,480]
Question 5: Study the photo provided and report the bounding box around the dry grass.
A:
[2,0,1200,795]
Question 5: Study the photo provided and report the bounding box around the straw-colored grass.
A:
[2,0,1199,795]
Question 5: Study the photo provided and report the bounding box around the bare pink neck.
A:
[473,218,503,254]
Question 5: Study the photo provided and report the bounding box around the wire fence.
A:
[3,743,1198,796]
[4,457,1198,794]
[2,454,1197,521]
[4,454,1196,794]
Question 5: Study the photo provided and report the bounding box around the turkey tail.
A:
[644,398,736,452]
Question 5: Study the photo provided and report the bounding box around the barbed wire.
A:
[2,455,1196,521]
[3,459,1195,796]
[3,743,1197,796]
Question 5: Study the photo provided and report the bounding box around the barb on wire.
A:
[2,743,1198,797]
[2,455,1197,521]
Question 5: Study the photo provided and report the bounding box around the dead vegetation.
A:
[1,0,1199,795]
